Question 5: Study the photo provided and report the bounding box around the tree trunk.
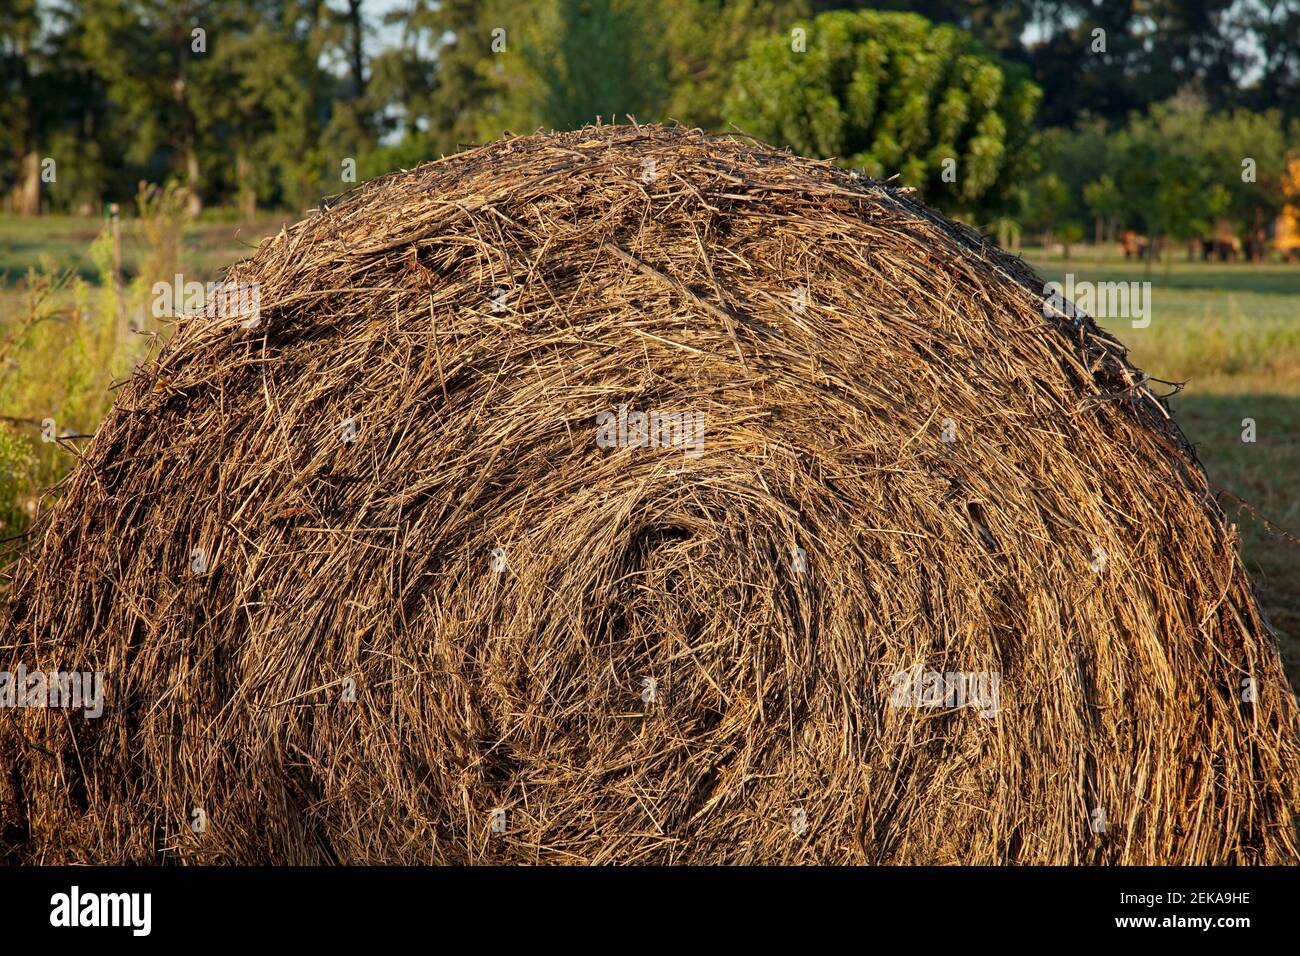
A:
[347,0,366,100]
[12,25,40,216]
[184,140,203,217]
[174,58,201,217]
[236,151,256,223]
[14,150,41,216]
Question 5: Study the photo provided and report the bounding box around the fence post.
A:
[109,202,128,332]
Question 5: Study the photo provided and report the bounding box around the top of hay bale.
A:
[3,124,1297,865]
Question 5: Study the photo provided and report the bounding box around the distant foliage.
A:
[725,10,1041,217]
[525,0,668,131]
[1022,95,1300,258]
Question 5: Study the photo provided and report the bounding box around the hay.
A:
[2,124,1297,864]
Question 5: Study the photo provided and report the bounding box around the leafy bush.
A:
[725,9,1041,218]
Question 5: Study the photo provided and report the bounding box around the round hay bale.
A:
[3,125,1297,864]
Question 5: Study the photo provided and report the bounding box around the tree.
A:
[376,0,517,156]
[198,3,336,218]
[1241,0,1300,118]
[1104,95,1299,263]
[723,9,1041,220]
[317,0,388,167]
[1082,175,1122,245]
[845,0,1031,57]
[368,0,675,170]
[77,0,218,214]
[1200,106,1299,258]
[1058,221,1084,260]
[0,1,91,215]
[658,0,809,130]
[1025,172,1068,250]
[526,0,666,130]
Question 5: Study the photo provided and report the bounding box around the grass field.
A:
[0,213,290,290]
[2,216,1299,684]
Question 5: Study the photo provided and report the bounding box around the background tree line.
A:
[3,0,1298,244]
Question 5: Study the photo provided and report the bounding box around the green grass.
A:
[0,213,289,297]
[1037,246,1300,296]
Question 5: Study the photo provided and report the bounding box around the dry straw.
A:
[2,125,1297,864]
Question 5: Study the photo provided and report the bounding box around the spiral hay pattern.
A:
[3,125,1297,863]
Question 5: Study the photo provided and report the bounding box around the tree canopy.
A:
[2,0,1298,233]
[725,9,1041,216]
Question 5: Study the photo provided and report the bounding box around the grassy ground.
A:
[2,218,1299,684]
[0,213,288,289]
[0,210,287,541]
